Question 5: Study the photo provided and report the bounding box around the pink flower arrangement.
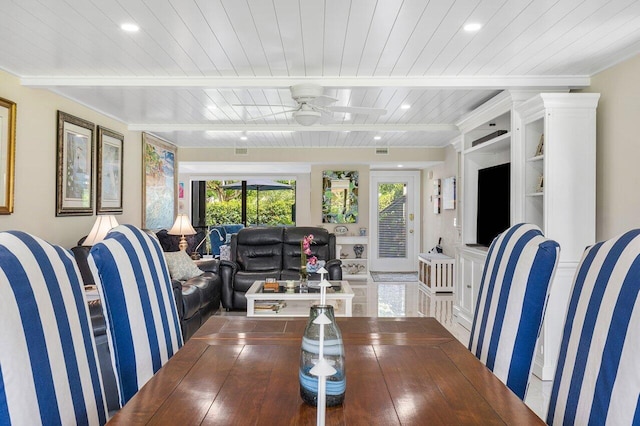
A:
[302,234,318,265]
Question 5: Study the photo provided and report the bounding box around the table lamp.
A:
[83,215,119,246]
[168,214,196,251]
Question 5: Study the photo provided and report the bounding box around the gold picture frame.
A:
[56,111,94,216]
[97,126,124,214]
[0,97,16,214]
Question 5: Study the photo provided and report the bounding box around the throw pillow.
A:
[164,250,203,281]
[219,244,231,261]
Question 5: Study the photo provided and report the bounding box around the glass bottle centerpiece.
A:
[299,304,346,407]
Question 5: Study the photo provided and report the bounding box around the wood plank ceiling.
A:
[1,0,639,148]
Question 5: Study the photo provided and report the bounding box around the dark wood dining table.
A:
[107,316,544,425]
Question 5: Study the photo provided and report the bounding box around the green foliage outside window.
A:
[204,180,295,226]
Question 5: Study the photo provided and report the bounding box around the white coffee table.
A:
[245,280,354,317]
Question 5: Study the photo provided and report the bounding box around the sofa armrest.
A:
[326,259,343,280]
[171,279,184,320]
[195,258,220,274]
[218,260,238,309]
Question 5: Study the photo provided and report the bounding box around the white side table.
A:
[418,253,455,293]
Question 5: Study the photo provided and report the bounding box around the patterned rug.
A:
[370,271,419,283]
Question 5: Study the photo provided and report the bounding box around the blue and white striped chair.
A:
[88,225,183,406]
[469,223,560,400]
[0,231,107,425]
[547,229,640,425]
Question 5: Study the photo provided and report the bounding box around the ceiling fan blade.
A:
[246,109,299,121]
[308,94,339,106]
[326,105,387,115]
[233,103,296,108]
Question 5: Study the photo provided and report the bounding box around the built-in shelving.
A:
[516,92,600,380]
[336,235,368,280]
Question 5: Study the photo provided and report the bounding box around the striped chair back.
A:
[0,231,107,425]
[547,229,640,425]
[88,225,183,406]
[469,223,560,399]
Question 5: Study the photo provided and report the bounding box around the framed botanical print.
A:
[97,126,124,214]
[0,97,16,214]
[142,132,176,229]
[56,111,94,216]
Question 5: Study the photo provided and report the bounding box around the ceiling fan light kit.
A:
[294,109,322,126]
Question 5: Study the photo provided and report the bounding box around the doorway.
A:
[369,171,421,272]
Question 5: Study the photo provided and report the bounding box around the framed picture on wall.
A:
[56,111,94,216]
[433,178,441,196]
[443,177,456,210]
[0,97,16,214]
[96,126,124,214]
[142,132,177,229]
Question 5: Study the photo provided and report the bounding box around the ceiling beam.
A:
[128,123,459,132]
[22,75,590,89]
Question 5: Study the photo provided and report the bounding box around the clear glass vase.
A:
[299,264,308,286]
[299,305,346,407]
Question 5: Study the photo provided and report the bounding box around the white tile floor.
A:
[219,278,551,419]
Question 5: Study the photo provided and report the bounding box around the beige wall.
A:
[422,145,460,257]
[578,54,640,240]
[0,70,142,248]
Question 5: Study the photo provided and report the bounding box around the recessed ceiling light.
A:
[374,136,382,140]
[463,23,482,32]
[401,104,411,109]
[240,136,248,141]
[120,23,139,32]
[397,164,404,168]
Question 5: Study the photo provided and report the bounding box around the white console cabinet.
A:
[455,91,599,381]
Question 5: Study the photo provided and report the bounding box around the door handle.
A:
[409,229,414,234]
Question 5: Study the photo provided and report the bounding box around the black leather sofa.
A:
[219,226,342,310]
[151,229,222,339]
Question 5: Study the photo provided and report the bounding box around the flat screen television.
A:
[476,163,510,247]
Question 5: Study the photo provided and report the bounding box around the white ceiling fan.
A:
[234,84,387,126]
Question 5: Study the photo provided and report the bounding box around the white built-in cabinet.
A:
[455,90,534,331]
[516,93,600,380]
[455,91,600,380]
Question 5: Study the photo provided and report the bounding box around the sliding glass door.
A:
[199,179,296,227]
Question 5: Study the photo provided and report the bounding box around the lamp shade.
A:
[168,214,196,236]
[83,215,119,246]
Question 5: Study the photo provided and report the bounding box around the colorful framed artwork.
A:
[0,97,16,214]
[56,111,94,216]
[142,133,176,229]
[322,170,358,223]
[96,126,124,214]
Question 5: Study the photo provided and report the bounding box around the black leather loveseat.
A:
[154,229,222,339]
[219,226,342,310]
